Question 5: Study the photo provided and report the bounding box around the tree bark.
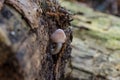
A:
[0,0,72,80]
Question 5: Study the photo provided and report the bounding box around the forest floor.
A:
[60,1,120,80]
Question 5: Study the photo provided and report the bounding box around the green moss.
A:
[60,1,93,15]
[105,40,120,49]
[61,1,120,50]
[71,19,80,25]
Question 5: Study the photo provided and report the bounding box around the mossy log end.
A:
[0,0,72,80]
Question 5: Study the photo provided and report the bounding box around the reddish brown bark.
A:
[0,0,72,80]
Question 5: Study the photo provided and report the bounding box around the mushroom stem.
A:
[52,42,62,55]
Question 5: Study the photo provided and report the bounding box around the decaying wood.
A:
[0,0,72,80]
[0,0,5,10]
[6,0,42,29]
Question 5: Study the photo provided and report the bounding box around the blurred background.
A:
[59,0,120,80]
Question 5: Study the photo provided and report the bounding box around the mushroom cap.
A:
[51,29,66,43]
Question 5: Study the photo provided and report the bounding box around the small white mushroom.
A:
[51,29,66,55]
